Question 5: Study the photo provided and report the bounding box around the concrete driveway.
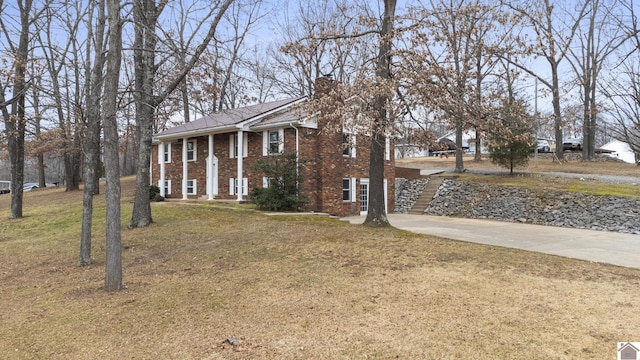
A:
[343,214,640,269]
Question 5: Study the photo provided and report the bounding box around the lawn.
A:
[398,155,640,197]
[397,154,640,177]
[1,176,640,359]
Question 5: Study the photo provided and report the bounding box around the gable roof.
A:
[155,96,309,141]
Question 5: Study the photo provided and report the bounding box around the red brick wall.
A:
[151,125,395,216]
[395,166,421,180]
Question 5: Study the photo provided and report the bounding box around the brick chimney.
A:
[314,74,337,99]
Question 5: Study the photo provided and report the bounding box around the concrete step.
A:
[408,175,447,215]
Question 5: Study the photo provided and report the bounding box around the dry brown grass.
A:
[398,155,640,197]
[1,176,640,359]
[397,154,640,177]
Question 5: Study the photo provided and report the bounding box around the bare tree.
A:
[79,0,107,267]
[364,0,396,227]
[27,57,46,187]
[272,0,377,97]
[402,0,506,172]
[0,0,37,219]
[603,58,640,162]
[602,6,640,163]
[129,0,234,228]
[294,0,397,226]
[565,0,637,160]
[164,0,263,120]
[34,1,86,191]
[502,0,589,161]
[103,0,123,291]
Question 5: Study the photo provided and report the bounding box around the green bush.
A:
[250,151,306,211]
[149,185,166,201]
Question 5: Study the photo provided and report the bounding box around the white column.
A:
[159,142,166,197]
[208,134,214,200]
[236,130,244,201]
[182,137,188,199]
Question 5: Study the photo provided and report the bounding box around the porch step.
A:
[199,195,219,200]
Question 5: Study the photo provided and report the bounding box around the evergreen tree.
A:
[486,97,536,174]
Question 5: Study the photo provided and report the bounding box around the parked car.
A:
[429,138,456,156]
[563,138,583,151]
[23,182,39,191]
[536,139,551,153]
[0,180,10,194]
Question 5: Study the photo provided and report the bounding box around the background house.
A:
[601,139,637,164]
[151,78,395,217]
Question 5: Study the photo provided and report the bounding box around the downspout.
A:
[182,137,188,200]
[159,142,166,197]
[208,134,214,200]
[236,130,244,202]
[290,123,299,186]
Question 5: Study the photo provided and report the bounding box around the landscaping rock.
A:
[424,179,640,234]
[394,178,429,213]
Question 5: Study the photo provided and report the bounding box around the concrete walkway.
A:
[343,214,640,269]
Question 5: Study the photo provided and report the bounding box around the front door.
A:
[359,179,369,216]
[206,155,219,198]
[359,178,388,215]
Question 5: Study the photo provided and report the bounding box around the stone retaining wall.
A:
[394,178,429,213]
[423,179,640,234]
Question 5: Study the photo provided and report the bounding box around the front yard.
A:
[1,176,639,359]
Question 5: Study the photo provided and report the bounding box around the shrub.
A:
[250,151,307,211]
[149,185,165,201]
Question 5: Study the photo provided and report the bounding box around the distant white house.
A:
[394,140,428,158]
[601,139,636,164]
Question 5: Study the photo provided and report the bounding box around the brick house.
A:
[151,79,395,217]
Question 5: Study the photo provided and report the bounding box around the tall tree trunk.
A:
[474,42,483,162]
[551,61,564,161]
[455,121,465,172]
[129,0,159,228]
[3,0,33,219]
[129,0,234,228]
[80,0,106,267]
[33,76,46,188]
[363,0,395,227]
[104,0,123,291]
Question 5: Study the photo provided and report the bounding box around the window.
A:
[342,133,356,158]
[269,130,280,154]
[342,134,351,156]
[263,129,284,155]
[186,140,196,161]
[186,179,196,195]
[342,178,351,201]
[229,133,248,158]
[159,180,171,196]
[343,178,356,202]
[229,177,248,195]
[262,176,283,188]
[162,143,171,163]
